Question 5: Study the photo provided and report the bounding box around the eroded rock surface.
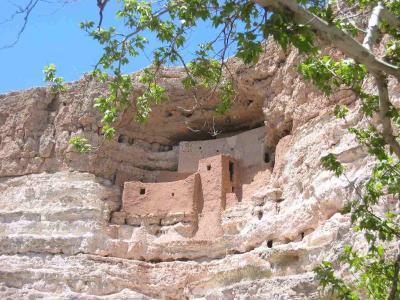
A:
[0,41,392,299]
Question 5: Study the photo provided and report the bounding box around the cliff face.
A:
[0,42,387,299]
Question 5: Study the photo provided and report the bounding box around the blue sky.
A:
[0,1,224,94]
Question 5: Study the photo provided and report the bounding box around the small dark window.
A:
[257,211,263,220]
[63,102,67,106]
[171,192,175,197]
[207,165,211,171]
[267,240,273,248]
[118,135,125,143]
[264,152,270,163]
[140,188,146,195]
[229,161,234,182]
[301,232,305,240]
[112,173,117,185]
[199,146,202,150]
[232,186,235,193]
[216,149,219,153]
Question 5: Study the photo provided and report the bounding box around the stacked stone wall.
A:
[178,126,266,173]
[121,173,202,226]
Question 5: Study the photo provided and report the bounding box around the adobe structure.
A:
[178,126,266,173]
[111,126,267,240]
[115,173,202,226]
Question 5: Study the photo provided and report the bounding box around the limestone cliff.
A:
[0,42,388,299]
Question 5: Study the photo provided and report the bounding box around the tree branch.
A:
[1,0,40,49]
[363,2,384,52]
[374,72,400,159]
[1,0,78,49]
[358,3,400,159]
[255,0,400,80]
[388,250,400,300]
[97,0,109,28]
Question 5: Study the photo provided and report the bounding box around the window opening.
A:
[229,161,234,182]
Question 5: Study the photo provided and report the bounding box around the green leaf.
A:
[321,154,345,176]
[69,136,93,154]
[334,104,349,119]
[43,64,65,93]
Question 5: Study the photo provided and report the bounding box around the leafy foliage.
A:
[43,64,65,93]
[216,79,235,114]
[334,104,349,119]
[321,153,345,176]
[77,0,323,137]
[298,56,366,95]
[274,2,400,298]
[318,127,400,299]
[315,261,358,300]
[294,4,400,298]
[68,136,93,154]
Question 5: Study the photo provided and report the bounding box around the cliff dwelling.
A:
[3,0,400,296]
[111,126,269,240]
